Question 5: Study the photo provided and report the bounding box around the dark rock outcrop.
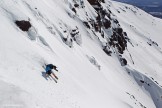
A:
[15,20,31,31]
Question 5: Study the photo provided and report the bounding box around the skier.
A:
[45,64,58,80]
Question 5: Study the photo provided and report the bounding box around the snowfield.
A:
[0,0,162,108]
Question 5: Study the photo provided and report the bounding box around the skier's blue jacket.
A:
[45,64,54,72]
[45,64,57,72]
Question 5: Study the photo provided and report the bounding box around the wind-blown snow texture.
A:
[0,0,162,108]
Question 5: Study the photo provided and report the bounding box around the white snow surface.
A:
[0,0,162,108]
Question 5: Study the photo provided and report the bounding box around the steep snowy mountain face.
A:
[0,0,162,108]
[112,0,162,5]
[112,0,162,18]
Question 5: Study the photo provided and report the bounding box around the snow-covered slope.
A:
[0,0,162,108]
